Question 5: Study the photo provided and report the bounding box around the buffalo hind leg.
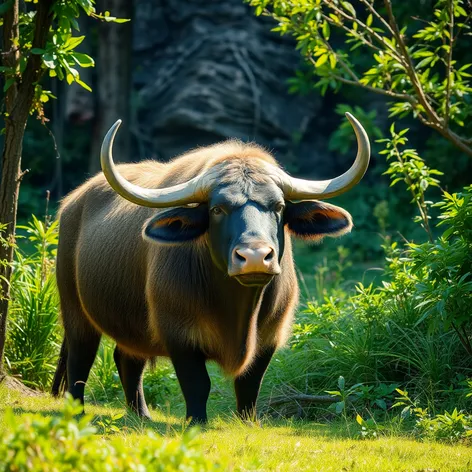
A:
[113,347,151,419]
[169,345,210,425]
[234,346,275,420]
[66,329,101,407]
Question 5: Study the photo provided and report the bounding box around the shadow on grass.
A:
[7,394,358,441]
[10,405,188,436]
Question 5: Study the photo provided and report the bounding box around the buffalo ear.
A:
[285,200,352,242]
[143,204,209,245]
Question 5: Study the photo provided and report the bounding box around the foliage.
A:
[248,0,472,156]
[0,395,223,471]
[393,388,472,441]
[143,361,181,410]
[3,215,60,390]
[3,389,472,472]
[1,0,128,117]
[380,124,443,241]
[270,132,472,423]
[407,185,472,355]
[86,338,122,403]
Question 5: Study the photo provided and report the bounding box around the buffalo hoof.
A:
[187,416,208,428]
[128,405,152,421]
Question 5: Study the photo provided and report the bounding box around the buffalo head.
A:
[100,114,370,287]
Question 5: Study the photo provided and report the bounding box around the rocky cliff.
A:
[131,0,337,176]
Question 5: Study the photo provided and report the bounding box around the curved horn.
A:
[101,120,212,208]
[282,112,370,200]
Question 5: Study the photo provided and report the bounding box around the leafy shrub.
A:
[275,132,472,418]
[394,389,472,442]
[0,396,224,471]
[4,216,61,390]
[143,361,181,410]
[407,186,472,354]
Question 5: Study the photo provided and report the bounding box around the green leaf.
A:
[415,56,434,69]
[375,399,387,410]
[42,53,57,69]
[329,53,336,69]
[341,1,356,17]
[455,5,467,16]
[70,52,95,68]
[3,77,15,92]
[322,21,330,40]
[64,35,86,51]
[95,12,131,23]
[75,78,92,92]
[366,14,373,27]
[315,54,328,67]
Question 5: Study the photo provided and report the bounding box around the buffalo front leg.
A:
[113,347,151,419]
[67,332,101,407]
[234,346,275,419]
[169,345,210,425]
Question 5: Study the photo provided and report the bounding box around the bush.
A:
[4,216,61,390]
[393,388,472,442]
[271,184,472,418]
[0,396,224,471]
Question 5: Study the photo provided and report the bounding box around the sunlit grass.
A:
[1,383,471,471]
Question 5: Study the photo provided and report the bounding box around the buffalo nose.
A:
[232,245,275,274]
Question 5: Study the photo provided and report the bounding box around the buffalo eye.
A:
[211,206,224,216]
[274,202,285,213]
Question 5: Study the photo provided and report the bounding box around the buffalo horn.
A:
[281,112,370,201]
[101,120,215,208]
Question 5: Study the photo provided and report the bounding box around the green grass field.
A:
[1,382,471,472]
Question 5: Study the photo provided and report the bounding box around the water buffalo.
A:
[52,113,370,423]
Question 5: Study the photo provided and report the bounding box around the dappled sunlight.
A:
[2,384,471,471]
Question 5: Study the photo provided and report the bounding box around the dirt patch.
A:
[0,376,43,397]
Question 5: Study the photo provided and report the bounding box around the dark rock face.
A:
[133,0,331,176]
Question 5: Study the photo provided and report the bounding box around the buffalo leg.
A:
[67,332,101,406]
[169,346,210,424]
[113,347,150,419]
[234,346,275,419]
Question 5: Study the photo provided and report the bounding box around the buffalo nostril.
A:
[235,250,246,263]
[264,248,274,262]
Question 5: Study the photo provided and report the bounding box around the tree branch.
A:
[452,10,472,44]
[316,66,417,103]
[444,0,454,127]
[326,1,403,62]
[11,0,55,123]
[319,38,359,81]
[383,0,442,126]
[321,12,386,56]
[358,0,396,37]
[443,128,472,157]
[269,394,345,408]
[2,0,20,114]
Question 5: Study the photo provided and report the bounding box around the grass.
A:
[1,382,471,471]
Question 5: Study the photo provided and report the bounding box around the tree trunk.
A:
[0,0,54,381]
[0,0,21,382]
[89,0,133,174]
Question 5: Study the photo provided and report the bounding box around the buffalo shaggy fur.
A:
[53,140,353,422]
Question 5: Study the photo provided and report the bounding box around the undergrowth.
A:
[2,128,471,444]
